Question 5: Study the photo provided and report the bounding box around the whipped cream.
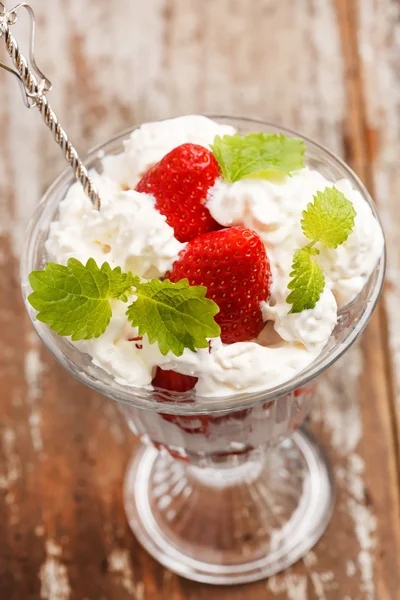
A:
[262,288,338,350]
[76,301,154,385]
[77,314,318,399]
[45,115,383,398]
[207,169,328,248]
[318,179,384,306]
[103,115,236,189]
[156,334,319,398]
[208,167,384,348]
[47,174,185,278]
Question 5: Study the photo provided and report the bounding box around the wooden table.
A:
[1,1,400,598]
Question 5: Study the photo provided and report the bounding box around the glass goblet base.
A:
[124,428,334,585]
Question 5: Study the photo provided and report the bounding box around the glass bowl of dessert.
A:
[21,115,385,585]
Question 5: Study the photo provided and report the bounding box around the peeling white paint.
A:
[135,581,145,600]
[348,500,376,599]
[319,571,336,584]
[39,540,71,600]
[312,348,363,456]
[310,571,338,598]
[64,0,167,126]
[344,455,376,600]
[303,554,338,598]
[8,61,40,256]
[28,410,44,454]
[309,573,328,600]
[0,428,22,490]
[346,559,357,577]
[5,492,15,505]
[267,572,308,600]
[303,550,318,567]
[24,336,46,455]
[346,453,366,502]
[25,345,44,403]
[157,0,345,154]
[108,548,136,595]
[312,346,377,597]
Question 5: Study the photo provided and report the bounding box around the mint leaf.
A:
[286,187,357,312]
[302,186,357,248]
[28,258,135,341]
[210,133,305,183]
[286,246,325,314]
[126,278,220,356]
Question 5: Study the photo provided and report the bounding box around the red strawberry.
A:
[152,368,210,434]
[167,226,272,343]
[152,367,198,393]
[135,143,221,242]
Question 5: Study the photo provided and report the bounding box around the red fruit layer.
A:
[152,440,254,463]
[152,367,198,393]
[152,369,256,436]
[152,367,210,434]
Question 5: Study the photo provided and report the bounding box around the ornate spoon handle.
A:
[0,2,101,209]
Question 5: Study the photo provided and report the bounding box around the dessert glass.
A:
[21,116,385,585]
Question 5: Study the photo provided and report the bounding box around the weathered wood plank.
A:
[355,0,400,450]
[333,2,400,597]
[0,0,399,598]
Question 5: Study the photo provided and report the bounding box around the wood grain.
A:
[0,0,399,598]
[355,0,400,451]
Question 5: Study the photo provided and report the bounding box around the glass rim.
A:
[21,115,386,415]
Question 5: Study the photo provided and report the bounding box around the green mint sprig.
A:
[211,133,305,183]
[287,186,356,313]
[28,259,220,356]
